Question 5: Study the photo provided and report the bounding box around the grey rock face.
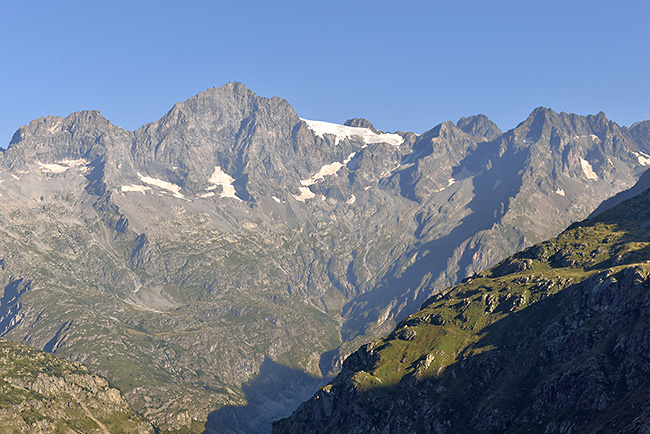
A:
[0,338,153,433]
[0,83,649,432]
[456,114,502,140]
[344,118,382,134]
[274,187,650,434]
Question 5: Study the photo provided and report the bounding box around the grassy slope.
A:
[0,338,153,433]
[275,188,650,433]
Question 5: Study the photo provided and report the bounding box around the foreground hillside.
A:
[274,186,650,433]
[0,82,649,432]
[0,338,152,433]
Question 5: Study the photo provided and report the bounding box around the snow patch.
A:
[346,195,356,204]
[433,178,458,194]
[555,188,566,196]
[301,162,344,186]
[272,196,281,203]
[579,158,598,180]
[38,162,68,173]
[198,192,215,198]
[573,134,599,141]
[293,186,316,202]
[137,173,185,198]
[208,166,241,200]
[343,152,357,165]
[121,185,151,193]
[632,151,650,166]
[300,151,358,186]
[301,119,404,147]
[38,159,89,174]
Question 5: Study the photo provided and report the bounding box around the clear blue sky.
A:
[1,0,648,146]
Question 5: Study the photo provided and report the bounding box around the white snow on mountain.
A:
[208,166,241,200]
[300,151,357,186]
[137,173,185,198]
[579,158,598,180]
[38,159,89,174]
[301,119,403,147]
[632,151,650,166]
[293,186,316,202]
[121,185,151,193]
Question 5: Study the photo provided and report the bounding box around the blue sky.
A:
[1,0,648,146]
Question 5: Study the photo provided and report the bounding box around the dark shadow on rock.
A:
[0,277,31,335]
[275,271,650,433]
[203,358,323,434]
[318,347,340,378]
[340,148,529,341]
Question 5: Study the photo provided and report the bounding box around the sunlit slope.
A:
[275,187,650,433]
[0,338,153,433]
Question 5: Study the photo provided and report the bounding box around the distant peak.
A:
[421,120,459,139]
[201,81,254,98]
[456,114,502,140]
[220,81,248,92]
[9,111,111,147]
[529,106,557,118]
[590,110,609,123]
[344,118,381,134]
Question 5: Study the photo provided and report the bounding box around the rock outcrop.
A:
[0,338,152,433]
[274,186,650,434]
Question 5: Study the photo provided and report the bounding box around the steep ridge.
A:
[0,83,648,432]
[456,114,502,140]
[274,181,650,433]
[339,107,650,353]
[0,338,152,433]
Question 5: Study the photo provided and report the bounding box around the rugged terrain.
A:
[0,82,649,432]
[274,184,650,433]
[0,338,152,433]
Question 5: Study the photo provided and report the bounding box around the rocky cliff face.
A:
[0,338,152,433]
[0,82,649,432]
[274,184,650,434]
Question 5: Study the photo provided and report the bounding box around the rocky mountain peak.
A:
[422,120,462,138]
[2,83,650,434]
[344,118,381,134]
[9,115,64,146]
[8,111,111,148]
[518,106,557,135]
[630,120,650,147]
[4,110,131,169]
[456,114,502,140]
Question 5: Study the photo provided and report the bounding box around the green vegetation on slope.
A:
[275,188,650,433]
[0,338,153,434]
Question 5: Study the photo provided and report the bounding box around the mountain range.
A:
[274,175,650,434]
[0,82,649,432]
